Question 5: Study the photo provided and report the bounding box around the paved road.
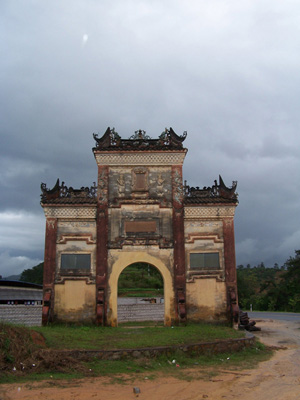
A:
[248,311,300,322]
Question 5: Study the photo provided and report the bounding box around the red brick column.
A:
[96,165,109,325]
[42,217,57,325]
[223,218,239,322]
[172,166,186,322]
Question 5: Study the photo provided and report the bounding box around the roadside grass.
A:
[32,323,244,350]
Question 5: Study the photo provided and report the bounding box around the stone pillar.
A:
[172,166,186,322]
[223,218,239,323]
[96,165,109,325]
[42,218,57,325]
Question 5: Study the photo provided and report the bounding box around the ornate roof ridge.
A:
[41,179,97,204]
[184,175,238,204]
[93,127,187,151]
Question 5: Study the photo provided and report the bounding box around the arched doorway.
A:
[107,251,174,326]
[117,262,164,324]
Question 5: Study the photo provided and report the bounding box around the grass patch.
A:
[0,322,274,385]
[82,341,273,382]
[118,288,164,297]
[32,323,244,350]
[0,371,82,385]
[0,322,40,367]
[118,320,164,327]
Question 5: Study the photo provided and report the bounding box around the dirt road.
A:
[1,319,300,400]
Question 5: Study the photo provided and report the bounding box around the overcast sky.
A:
[1,1,300,277]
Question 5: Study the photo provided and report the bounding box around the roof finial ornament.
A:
[129,130,151,140]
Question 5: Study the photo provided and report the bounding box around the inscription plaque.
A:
[125,220,156,233]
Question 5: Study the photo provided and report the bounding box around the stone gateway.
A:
[40,128,239,326]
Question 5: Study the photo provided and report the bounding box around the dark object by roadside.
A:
[239,310,261,331]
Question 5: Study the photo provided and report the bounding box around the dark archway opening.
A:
[117,263,164,324]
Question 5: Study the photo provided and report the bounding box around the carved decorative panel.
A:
[131,167,148,197]
[173,168,184,206]
[43,207,97,219]
[94,152,186,166]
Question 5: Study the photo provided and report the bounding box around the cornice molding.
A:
[185,233,223,244]
[186,272,225,283]
[57,234,96,244]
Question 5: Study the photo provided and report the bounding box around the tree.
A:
[236,265,258,309]
[19,262,44,285]
[284,250,300,282]
[278,250,300,312]
[118,263,163,297]
[236,250,300,312]
[237,261,284,311]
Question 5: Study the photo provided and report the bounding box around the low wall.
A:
[43,334,255,361]
[0,305,42,326]
[118,303,164,322]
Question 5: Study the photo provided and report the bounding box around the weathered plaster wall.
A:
[54,280,96,323]
[57,220,97,237]
[184,210,229,321]
[186,279,227,321]
[107,248,175,326]
[184,219,225,277]
[56,241,97,277]
[56,220,97,277]
[108,204,173,248]
[52,219,97,323]
[185,219,224,242]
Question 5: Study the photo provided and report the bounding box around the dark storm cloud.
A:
[1,0,300,276]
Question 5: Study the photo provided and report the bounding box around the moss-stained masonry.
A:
[40,128,239,326]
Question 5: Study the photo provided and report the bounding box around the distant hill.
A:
[1,262,44,285]
[1,274,21,281]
